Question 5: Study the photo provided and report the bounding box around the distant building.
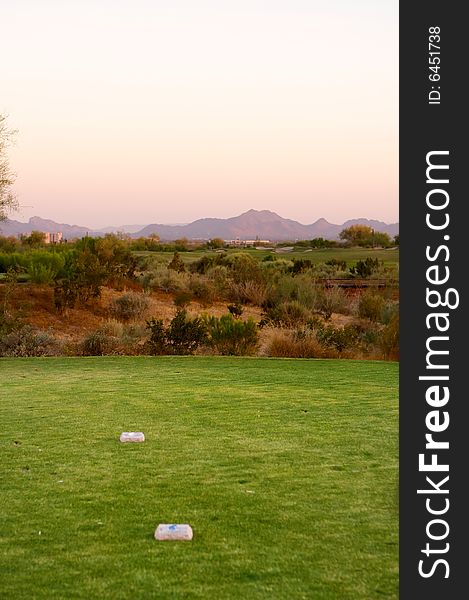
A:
[44,232,63,244]
[226,238,271,247]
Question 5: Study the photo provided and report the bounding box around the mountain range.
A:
[0,210,399,242]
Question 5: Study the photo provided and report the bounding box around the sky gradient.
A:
[1,0,398,228]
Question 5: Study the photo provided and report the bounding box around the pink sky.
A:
[1,0,398,228]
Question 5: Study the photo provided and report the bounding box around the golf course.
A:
[0,356,398,599]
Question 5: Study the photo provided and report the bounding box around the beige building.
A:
[44,232,63,244]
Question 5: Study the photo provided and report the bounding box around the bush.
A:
[27,263,57,285]
[206,265,230,297]
[146,317,167,355]
[142,265,190,293]
[263,300,312,328]
[109,292,149,322]
[0,252,29,273]
[228,280,267,306]
[81,329,119,356]
[168,251,186,273]
[289,259,313,274]
[99,319,125,338]
[227,303,243,318]
[316,324,361,353]
[167,310,207,354]
[225,253,262,283]
[79,320,146,356]
[267,329,324,359]
[325,258,347,272]
[350,257,380,278]
[120,323,147,353]
[174,291,192,308]
[0,326,61,357]
[188,277,215,306]
[263,274,318,311]
[358,292,386,322]
[379,313,399,360]
[146,310,207,355]
[205,314,259,356]
[314,286,349,320]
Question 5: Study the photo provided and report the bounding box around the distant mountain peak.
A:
[1,210,399,241]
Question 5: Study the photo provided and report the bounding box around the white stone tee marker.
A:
[119,432,145,443]
[154,524,193,541]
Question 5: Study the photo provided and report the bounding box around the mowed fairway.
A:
[0,357,398,600]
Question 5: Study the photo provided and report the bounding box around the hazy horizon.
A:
[7,208,399,231]
[1,0,398,229]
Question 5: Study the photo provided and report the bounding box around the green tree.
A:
[339,225,391,248]
[339,225,374,246]
[0,115,17,222]
[21,231,46,248]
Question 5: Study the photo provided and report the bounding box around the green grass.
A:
[134,246,399,268]
[0,357,398,599]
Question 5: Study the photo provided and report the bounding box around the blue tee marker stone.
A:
[154,524,193,541]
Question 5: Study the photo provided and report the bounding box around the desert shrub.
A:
[206,265,230,290]
[109,291,149,321]
[0,325,61,357]
[27,263,57,284]
[99,319,125,338]
[120,323,147,350]
[167,310,208,354]
[267,329,324,359]
[381,300,399,325]
[0,252,29,273]
[0,236,20,253]
[314,321,380,355]
[263,274,298,308]
[261,258,293,273]
[314,286,349,319]
[295,276,320,308]
[81,329,119,356]
[54,279,80,313]
[168,251,186,273]
[0,269,21,332]
[188,276,215,306]
[146,310,207,355]
[225,252,262,283]
[305,314,326,331]
[228,280,267,306]
[141,264,190,293]
[146,317,168,355]
[290,259,313,274]
[79,320,147,356]
[326,258,347,271]
[53,236,137,307]
[308,262,338,279]
[350,257,380,278]
[263,300,312,328]
[227,303,243,318]
[379,312,399,360]
[316,324,361,353]
[263,274,318,311]
[174,291,192,308]
[205,314,259,356]
[358,292,386,322]
[29,251,65,273]
[190,254,219,275]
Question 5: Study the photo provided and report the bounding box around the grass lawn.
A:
[0,357,398,599]
[134,246,399,268]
